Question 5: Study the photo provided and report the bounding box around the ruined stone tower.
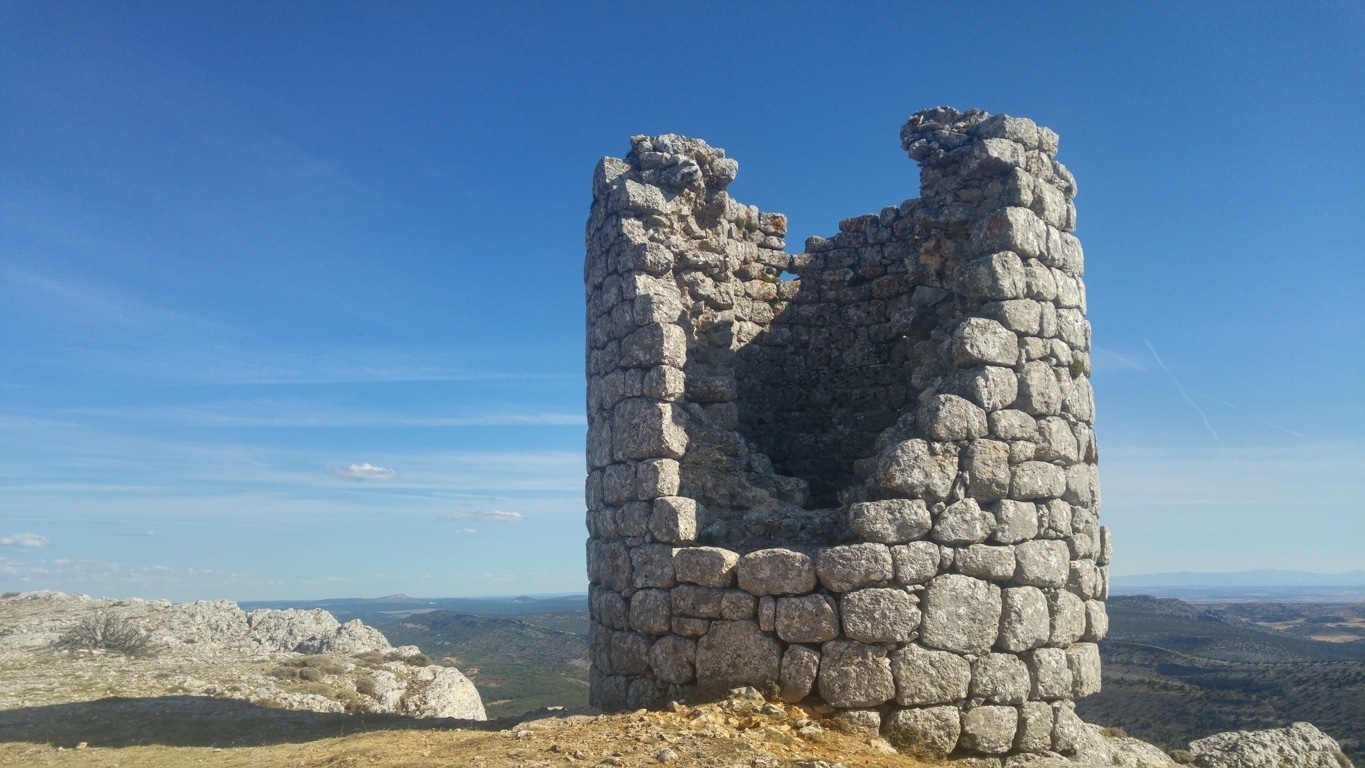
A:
[583,107,1108,758]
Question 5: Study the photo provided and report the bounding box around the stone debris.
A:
[0,590,485,720]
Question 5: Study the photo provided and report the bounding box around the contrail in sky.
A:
[1145,339,1221,443]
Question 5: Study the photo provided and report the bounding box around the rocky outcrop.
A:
[0,590,485,721]
[1189,723,1352,768]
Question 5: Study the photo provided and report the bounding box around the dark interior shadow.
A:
[0,695,511,748]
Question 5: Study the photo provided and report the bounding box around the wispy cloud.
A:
[440,510,524,522]
[0,533,49,548]
[57,401,584,428]
[1090,345,1148,373]
[332,463,398,481]
[450,528,478,535]
[1145,339,1221,443]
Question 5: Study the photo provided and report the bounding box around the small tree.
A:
[54,611,151,656]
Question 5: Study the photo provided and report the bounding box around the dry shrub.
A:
[54,611,151,656]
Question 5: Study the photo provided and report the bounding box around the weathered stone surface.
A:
[840,588,919,643]
[932,499,996,546]
[1189,722,1352,768]
[779,643,820,703]
[670,585,723,618]
[720,590,756,620]
[991,500,1039,544]
[892,541,942,584]
[1017,362,1062,416]
[990,409,1039,441]
[919,394,989,441]
[1083,599,1108,642]
[816,543,895,592]
[955,544,1017,581]
[1066,642,1102,697]
[648,635,696,684]
[848,498,931,544]
[962,366,1019,411]
[818,640,895,708]
[694,620,781,691]
[960,705,1020,754]
[1014,539,1069,588]
[1011,461,1067,500]
[612,399,688,460]
[970,653,1031,705]
[635,458,681,499]
[404,664,488,720]
[673,546,739,588]
[890,643,971,706]
[921,574,1003,655]
[1016,701,1054,753]
[775,595,840,643]
[630,544,677,588]
[954,317,1020,367]
[737,548,817,595]
[1049,589,1087,647]
[955,251,1027,299]
[1025,647,1072,700]
[877,439,957,501]
[649,496,697,544]
[883,706,962,758]
[629,588,672,635]
[998,586,1050,652]
[965,440,1013,501]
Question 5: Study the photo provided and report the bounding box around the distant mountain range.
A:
[1112,569,1365,587]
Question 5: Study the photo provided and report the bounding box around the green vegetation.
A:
[1076,596,1365,763]
[374,610,589,719]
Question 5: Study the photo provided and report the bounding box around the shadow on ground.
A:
[0,696,500,748]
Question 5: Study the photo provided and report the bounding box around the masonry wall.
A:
[583,107,1109,758]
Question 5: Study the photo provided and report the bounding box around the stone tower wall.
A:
[583,107,1109,758]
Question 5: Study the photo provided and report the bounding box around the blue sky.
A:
[2,2,1362,602]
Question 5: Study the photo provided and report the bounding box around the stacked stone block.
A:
[584,107,1109,758]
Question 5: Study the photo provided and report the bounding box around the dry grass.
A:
[0,697,935,768]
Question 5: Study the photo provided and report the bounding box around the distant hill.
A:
[1112,570,1365,587]
[371,610,589,718]
[240,594,588,627]
[1077,595,1365,762]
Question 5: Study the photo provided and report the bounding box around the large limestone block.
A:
[779,644,820,703]
[960,705,1020,754]
[817,640,896,708]
[919,394,989,441]
[816,543,894,592]
[955,251,1027,299]
[965,440,1012,501]
[883,706,962,759]
[890,643,970,706]
[953,317,1020,367]
[1017,361,1063,416]
[1016,701,1055,753]
[1049,589,1087,646]
[649,496,697,544]
[1025,647,1073,700]
[648,635,696,684]
[673,546,739,588]
[991,500,1039,544]
[1036,417,1080,462]
[921,574,1003,655]
[1189,722,1353,768]
[1066,642,1102,697]
[775,595,840,643]
[932,499,996,546]
[960,366,1018,411]
[670,585,723,618]
[955,544,1017,581]
[970,653,1031,705]
[1083,599,1108,642]
[998,586,1050,652]
[611,399,687,460]
[635,458,681,499]
[1011,461,1067,500]
[590,586,630,630]
[737,548,817,595]
[876,439,958,501]
[972,206,1047,260]
[630,544,677,588]
[628,588,671,635]
[892,540,942,584]
[840,588,920,643]
[403,665,488,720]
[694,620,781,691]
[1014,539,1070,588]
[848,498,931,544]
[620,322,686,369]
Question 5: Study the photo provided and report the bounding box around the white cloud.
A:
[332,463,397,481]
[451,528,478,535]
[440,510,524,522]
[1,533,49,548]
